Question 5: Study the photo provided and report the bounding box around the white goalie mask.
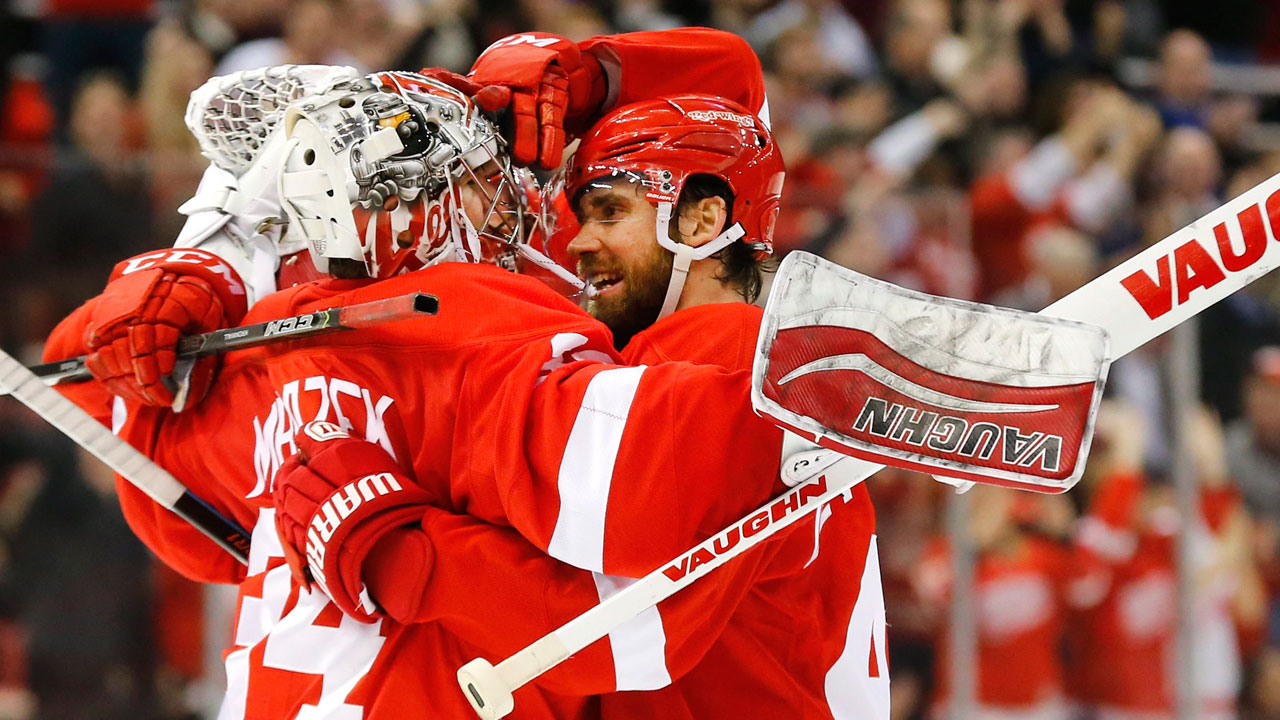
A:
[277,70,580,288]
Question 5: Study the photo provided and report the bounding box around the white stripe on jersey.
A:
[547,365,646,574]
[825,535,890,719]
[593,572,672,691]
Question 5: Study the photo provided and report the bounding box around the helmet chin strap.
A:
[653,201,745,319]
[446,173,485,263]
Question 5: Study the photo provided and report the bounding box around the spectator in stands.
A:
[1154,29,1215,129]
[137,22,212,243]
[881,0,951,117]
[214,0,362,76]
[1074,405,1266,720]
[1226,348,1280,525]
[1144,126,1223,244]
[745,0,877,81]
[992,223,1098,311]
[916,483,1105,720]
[38,0,154,140]
[0,414,155,720]
[1251,614,1280,718]
[970,82,1158,299]
[27,72,151,317]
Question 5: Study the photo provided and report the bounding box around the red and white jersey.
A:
[48,263,798,718]
[926,534,1108,711]
[600,304,887,720]
[1071,476,1245,719]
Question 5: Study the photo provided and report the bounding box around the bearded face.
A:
[567,178,674,349]
[579,231,673,349]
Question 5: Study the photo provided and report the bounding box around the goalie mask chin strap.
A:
[654,201,745,319]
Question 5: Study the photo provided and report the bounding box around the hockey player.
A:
[565,95,887,719]
[258,81,832,719]
[41,73,835,718]
[271,94,890,718]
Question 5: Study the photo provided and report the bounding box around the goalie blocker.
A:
[754,254,1111,493]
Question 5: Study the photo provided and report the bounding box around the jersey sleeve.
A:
[112,403,250,585]
[386,314,791,694]
[452,326,784,579]
[581,28,768,121]
[41,297,114,426]
[42,297,245,584]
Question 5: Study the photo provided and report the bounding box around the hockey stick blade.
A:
[0,348,251,563]
[457,169,1280,718]
[26,292,439,386]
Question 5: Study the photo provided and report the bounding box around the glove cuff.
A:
[471,35,561,88]
[330,504,429,621]
[302,471,429,620]
[107,248,250,326]
[564,51,607,134]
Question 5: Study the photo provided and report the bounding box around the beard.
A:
[582,243,673,350]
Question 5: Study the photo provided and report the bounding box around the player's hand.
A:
[416,68,515,115]
[442,32,606,169]
[273,421,431,622]
[84,249,248,411]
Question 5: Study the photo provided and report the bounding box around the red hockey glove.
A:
[273,421,431,622]
[446,32,606,169]
[416,68,516,115]
[84,249,248,411]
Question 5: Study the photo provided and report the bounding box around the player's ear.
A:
[675,196,728,248]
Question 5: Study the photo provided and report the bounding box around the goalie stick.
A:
[25,292,440,386]
[0,348,254,563]
[0,292,439,564]
[457,169,1280,718]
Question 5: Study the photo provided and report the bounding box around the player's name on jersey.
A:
[251,375,397,496]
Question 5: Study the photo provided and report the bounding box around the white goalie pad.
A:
[753,252,1112,493]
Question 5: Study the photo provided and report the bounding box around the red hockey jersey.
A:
[49,264,800,718]
[600,303,888,719]
[38,26,780,719]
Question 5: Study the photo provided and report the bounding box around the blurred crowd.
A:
[4,0,1280,718]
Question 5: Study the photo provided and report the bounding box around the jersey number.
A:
[220,509,386,720]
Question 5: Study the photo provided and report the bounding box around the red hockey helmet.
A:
[563,94,785,256]
[556,94,784,316]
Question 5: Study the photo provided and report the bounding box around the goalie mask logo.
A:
[352,192,454,278]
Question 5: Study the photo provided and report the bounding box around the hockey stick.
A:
[27,292,440,386]
[0,292,439,564]
[457,170,1280,718]
[0,348,254,563]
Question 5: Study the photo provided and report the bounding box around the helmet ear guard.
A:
[279,105,366,275]
[653,199,745,317]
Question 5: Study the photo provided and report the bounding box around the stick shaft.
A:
[0,350,251,563]
[1043,171,1280,355]
[509,463,879,688]
[28,292,439,385]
